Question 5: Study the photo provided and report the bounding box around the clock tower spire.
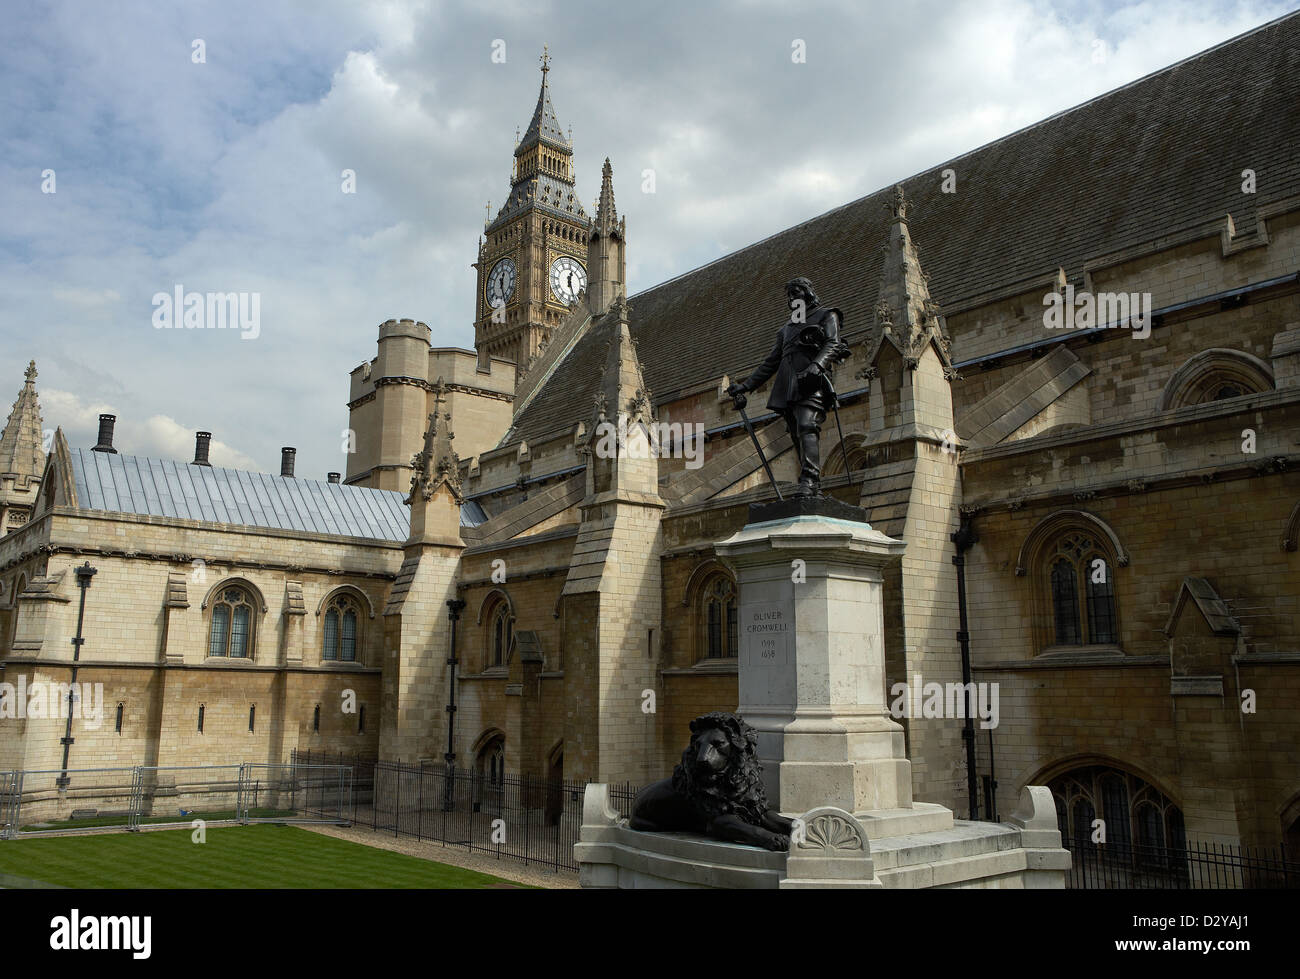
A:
[474,49,591,376]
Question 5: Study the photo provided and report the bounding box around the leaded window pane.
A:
[707,598,722,658]
[231,605,250,658]
[323,609,338,661]
[1051,559,1081,645]
[210,605,229,657]
[726,601,738,657]
[1086,555,1117,644]
[342,610,357,662]
[1136,802,1165,848]
[1101,774,1131,846]
[1071,798,1096,848]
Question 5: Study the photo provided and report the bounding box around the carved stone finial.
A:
[889,183,909,222]
[25,360,37,383]
[407,384,462,505]
[874,299,893,330]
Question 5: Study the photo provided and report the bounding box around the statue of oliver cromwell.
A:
[727,277,850,498]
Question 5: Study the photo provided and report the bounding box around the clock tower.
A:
[474,49,591,374]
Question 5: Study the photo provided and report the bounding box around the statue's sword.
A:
[825,375,857,493]
[731,395,784,502]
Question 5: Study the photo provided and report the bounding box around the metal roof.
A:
[460,498,488,527]
[67,448,410,542]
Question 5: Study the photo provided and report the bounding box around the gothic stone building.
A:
[3,17,1299,851]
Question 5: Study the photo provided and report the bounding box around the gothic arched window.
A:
[323,593,361,662]
[209,586,255,658]
[1160,348,1274,410]
[1044,532,1118,648]
[703,575,738,659]
[1049,764,1186,882]
[489,602,514,669]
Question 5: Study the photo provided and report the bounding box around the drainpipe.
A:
[444,599,466,809]
[950,516,979,821]
[56,562,97,790]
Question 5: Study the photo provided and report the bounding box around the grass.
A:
[0,824,527,888]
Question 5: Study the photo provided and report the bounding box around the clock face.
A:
[486,258,517,309]
[549,255,587,305]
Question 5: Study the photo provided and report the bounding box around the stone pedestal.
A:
[715,513,909,815]
[576,784,1071,888]
[574,507,1071,889]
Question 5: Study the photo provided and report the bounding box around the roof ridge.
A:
[67,446,405,498]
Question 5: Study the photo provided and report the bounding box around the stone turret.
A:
[861,185,957,433]
[406,378,464,547]
[855,185,967,811]
[561,301,665,783]
[586,159,627,315]
[0,360,46,535]
[379,380,466,763]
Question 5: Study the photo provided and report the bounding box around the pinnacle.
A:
[0,359,45,478]
[517,50,570,154]
[596,158,618,228]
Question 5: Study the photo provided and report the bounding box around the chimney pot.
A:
[91,414,118,454]
[280,447,297,478]
[192,431,213,467]
[327,472,341,484]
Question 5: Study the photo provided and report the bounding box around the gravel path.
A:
[300,823,580,889]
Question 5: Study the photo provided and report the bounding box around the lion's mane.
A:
[670,711,770,825]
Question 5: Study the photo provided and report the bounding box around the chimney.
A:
[280,447,296,478]
[192,431,213,467]
[91,414,118,454]
[327,472,341,484]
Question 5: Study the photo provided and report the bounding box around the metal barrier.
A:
[237,763,353,825]
[1066,837,1300,889]
[0,762,352,838]
[1,770,22,841]
[293,750,639,873]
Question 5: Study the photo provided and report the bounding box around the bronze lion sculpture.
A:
[629,711,794,851]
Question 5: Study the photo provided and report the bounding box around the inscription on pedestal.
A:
[744,602,792,667]
[740,599,795,710]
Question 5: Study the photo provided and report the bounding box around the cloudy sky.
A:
[1,0,1291,478]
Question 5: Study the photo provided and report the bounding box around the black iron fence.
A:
[0,763,351,838]
[1065,837,1300,889]
[292,750,639,873]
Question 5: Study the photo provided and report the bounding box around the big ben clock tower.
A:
[474,49,591,374]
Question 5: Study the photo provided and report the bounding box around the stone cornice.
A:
[455,564,570,589]
[0,656,383,675]
[0,540,399,581]
[460,525,578,557]
[363,375,514,407]
[963,454,1296,517]
[973,654,1167,672]
[963,385,1300,466]
[39,506,407,552]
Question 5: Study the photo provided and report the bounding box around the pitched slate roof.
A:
[66,448,409,541]
[508,13,1300,447]
[517,66,570,154]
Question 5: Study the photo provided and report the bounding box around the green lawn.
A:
[0,824,527,888]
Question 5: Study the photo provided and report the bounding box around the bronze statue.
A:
[628,711,794,851]
[727,277,850,497]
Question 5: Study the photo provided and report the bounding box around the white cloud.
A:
[1,0,1292,480]
[38,388,259,471]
